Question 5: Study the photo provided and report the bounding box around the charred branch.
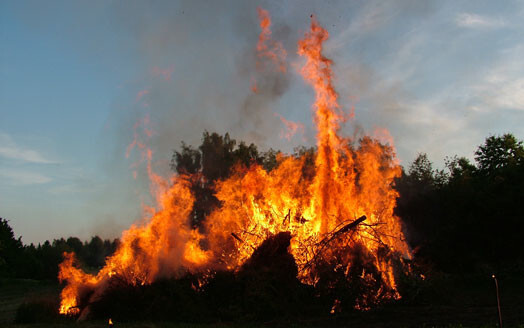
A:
[231,232,244,243]
[301,215,367,275]
[319,215,367,247]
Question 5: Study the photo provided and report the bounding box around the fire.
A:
[58,11,410,316]
[274,112,305,141]
[256,7,287,72]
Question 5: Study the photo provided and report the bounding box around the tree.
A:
[408,153,447,187]
[394,154,445,249]
[171,131,276,226]
[171,142,201,175]
[199,131,238,182]
[395,134,524,273]
[84,236,105,268]
[0,218,23,277]
[445,155,476,182]
[475,133,524,174]
[66,237,83,255]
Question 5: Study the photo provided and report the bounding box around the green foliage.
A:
[475,133,524,174]
[445,156,476,183]
[171,131,280,226]
[172,142,201,175]
[396,133,524,274]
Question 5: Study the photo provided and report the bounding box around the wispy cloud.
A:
[0,133,56,164]
[456,13,505,28]
[47,180,98,195]
[472,45,524,111]
[47,184,83,194]
[0,168,52,185]
[328,2,391,51]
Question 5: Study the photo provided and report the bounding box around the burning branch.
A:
[315,215,367,252]
[231,232,244,243]
[300,215,367,275]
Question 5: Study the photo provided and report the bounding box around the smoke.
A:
[235,9,292,147]
[85,1,301,236]
[107,1,300,158]
[8,0,440,242]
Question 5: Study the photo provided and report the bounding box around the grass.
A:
[1,276,524,327]
[0,279,60,325]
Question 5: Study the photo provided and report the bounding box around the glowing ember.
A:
[58,11,410,316]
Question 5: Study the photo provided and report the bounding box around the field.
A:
[2,275,524,328]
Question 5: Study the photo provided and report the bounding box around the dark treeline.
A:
[1,131,523,282]
[396,133,524,274]
[0,222,119,281]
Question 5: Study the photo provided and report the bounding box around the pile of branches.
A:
[72,215,408,322]
[82,232,316,322]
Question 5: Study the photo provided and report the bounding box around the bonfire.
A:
[58,9,411,318]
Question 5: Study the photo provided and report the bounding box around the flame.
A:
[256,7,287,72]
[250,78,258,93]
[58,12,410,315]
[274,113,305,141]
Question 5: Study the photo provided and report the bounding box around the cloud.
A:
[484,77,524,109]
[391,97,479,167]
[455,13,505,28]
[471,45,524,111]
[328,2,391,51]
[0,168,52,185]
[0,133,56,164]
[47,175,99,195]
[47,184,84,195]
[327,0,431,52]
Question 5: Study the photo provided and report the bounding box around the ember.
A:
[58,9,410,318]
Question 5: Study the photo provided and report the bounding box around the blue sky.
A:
[1,0,524,244]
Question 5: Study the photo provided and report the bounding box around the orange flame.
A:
[58,12,410,315]
[298,16,344,234]
[274,113,305,141]
[256,7,287,73]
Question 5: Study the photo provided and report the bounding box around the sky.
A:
[1,0,524,244]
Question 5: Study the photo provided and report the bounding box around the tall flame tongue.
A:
[204,16,409,292]
[298,17,343,234]
[58,13,410,316]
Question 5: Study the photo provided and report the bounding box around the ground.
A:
[1,277,524,327]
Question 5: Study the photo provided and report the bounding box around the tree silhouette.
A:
[475,133,524,174]
[0,218,23,277]
[396,133,524,273]
[171,131,277,226]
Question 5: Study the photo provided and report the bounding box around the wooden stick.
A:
[320,215,367,246]
[492,274,503,328]
[231,232,244,243]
